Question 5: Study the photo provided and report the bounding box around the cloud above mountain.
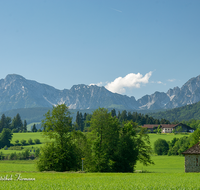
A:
[105,71,152,94]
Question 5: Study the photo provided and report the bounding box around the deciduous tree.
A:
[37,104,80,171]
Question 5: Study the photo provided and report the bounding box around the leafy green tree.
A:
[85,108,154,172]
[112,122,139,172]
[135,126,154,166]
[0,128,13,148]
[157,125,162,134]
[189,128,200,147]
[154,138,169,155]
[84,114,92,131]
[168,136,190,155]
[176,126,182,133]
[37,104,80,172]
[86,108,120,172]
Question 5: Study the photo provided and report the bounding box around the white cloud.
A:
[89,82,103,86]
[105,71,152,94]
[168,79,176,82]
[112,8,122,13]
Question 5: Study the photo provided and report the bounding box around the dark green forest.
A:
[149,101,200,122]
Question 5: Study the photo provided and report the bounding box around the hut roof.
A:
[182,142,200,155]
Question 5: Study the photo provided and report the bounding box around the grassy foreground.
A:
[0,172,200,189]
[0,133,196,189]
[0,156,198,190]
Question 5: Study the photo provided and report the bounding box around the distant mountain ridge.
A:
[0,74,200,112]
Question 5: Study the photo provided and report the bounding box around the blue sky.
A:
[0,0,200,100]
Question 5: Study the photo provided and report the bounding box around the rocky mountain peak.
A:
[0,74,200,112]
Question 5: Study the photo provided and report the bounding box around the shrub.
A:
[28,138,33,145]
[34,139,41,144]
[154,138,169,155]
[21,149,30,159]
[8,146,23,150]
[9,152,17,160]
[35,148,40,157]
[20,139,26,146]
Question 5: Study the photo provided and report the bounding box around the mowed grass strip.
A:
[0,172,200,189]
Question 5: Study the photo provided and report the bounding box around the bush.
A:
[34,139,41,144]
[0,152,4,160]
[154,138,169,155]
[15,140,19,145]
[9,152,17,160]
[20,139,26,146]
[8,146,23,150]
[28,138,33,145]
[35,148,40,157]
[21,149,30,159]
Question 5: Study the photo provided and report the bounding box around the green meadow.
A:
[148,133,190,148]
[0,132,198,189]
[0,157,199,190]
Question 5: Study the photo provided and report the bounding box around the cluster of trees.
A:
[0,113,27,133]
[154,129,200,156]
[0,112,42,133]
[37,105,154,172]
[74,109,171,132]
[0,147,40,160]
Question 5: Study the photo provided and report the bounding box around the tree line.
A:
[0,113,41,133]
[37,105,154,172]
[0,113,27,133]
[74,109,171,132]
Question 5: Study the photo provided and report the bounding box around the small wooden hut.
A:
[182,142,200,172]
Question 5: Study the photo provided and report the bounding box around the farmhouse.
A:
[182,142,200,172]
[142,123,194,133]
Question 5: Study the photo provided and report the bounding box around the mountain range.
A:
[0,74,200,113]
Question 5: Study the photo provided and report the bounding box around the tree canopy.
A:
[37,104,80,171]
[37,105,154,172]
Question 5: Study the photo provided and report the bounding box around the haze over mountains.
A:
[0,74,200,113]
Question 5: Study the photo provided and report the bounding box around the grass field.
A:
[11,132,46,144]
[1,172,200,190]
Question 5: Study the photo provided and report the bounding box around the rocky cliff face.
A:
[137,75,200,110]
[0,74,200,112]
[0,74,138,112]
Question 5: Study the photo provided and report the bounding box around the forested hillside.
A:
[149,101,200,122]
